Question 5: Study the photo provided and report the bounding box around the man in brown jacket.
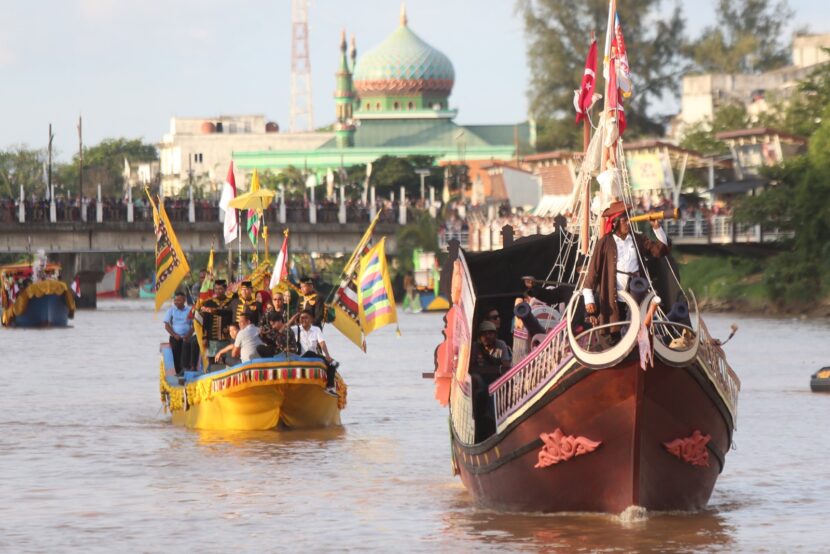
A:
[582,201,669,335]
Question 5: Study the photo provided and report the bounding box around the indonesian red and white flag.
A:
[574,38,598,124]
[268,232,289,290]
[218,162,239,244]
[613,14,633,97]
[71,276,81,297]
[608,55,627,136]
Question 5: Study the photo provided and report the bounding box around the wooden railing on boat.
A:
[490,319,575,430]
[696,319,741,427]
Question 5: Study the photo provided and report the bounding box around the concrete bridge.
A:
[0,221,400,256]
[444,216,792,252]
[1,220,401,309]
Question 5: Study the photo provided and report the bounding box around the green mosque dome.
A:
[353,12,455,97]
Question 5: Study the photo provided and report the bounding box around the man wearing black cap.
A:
[469,319,512,441]
[294,276,326,328]
[199,279,234,340]
[231,280,262,326]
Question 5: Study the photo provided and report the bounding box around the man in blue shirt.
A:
[164,291,195,375]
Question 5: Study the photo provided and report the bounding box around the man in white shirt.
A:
[230,311,262,363]
[292,309,339,397]
[582,201,669,335]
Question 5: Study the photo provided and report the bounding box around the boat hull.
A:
[810,368,830,392]
[2,280,74,328]
[170,382,342,430]
[160,347,346,431]
[12,294,70,327]
[453,357,731,513]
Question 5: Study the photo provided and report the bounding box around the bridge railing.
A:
[664,215,792,245]
[1,199,418,227]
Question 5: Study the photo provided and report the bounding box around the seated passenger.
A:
[231,311,262,363]
[214,323,241,366]
[291,309,339,397]
[469,320,511,441]
[256,312,297,357]
[471,320,512,374]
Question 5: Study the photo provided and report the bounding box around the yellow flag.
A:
[147,194,191,311]
[331,302,365,351]
[357,237,398,335]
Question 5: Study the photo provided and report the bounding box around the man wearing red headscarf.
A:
[582,201,669,333]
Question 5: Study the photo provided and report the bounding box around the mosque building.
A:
[232,7,534,177]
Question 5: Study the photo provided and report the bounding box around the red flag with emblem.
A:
[574,39,598,124]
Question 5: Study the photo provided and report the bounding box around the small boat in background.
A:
[97,259,126,299]
[1,257,75,328]
[139,281,155,299]
[404,250,450,312]
[811,368,830,392]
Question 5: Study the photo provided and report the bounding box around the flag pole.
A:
[581,31,595,256]
[600,0,617,174]
[326,207,384,304]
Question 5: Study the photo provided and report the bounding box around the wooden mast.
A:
[580,31,596,255]
[598,0,618,238]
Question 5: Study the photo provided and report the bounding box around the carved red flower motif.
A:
[663,430,711,468]
[534,428,602,468]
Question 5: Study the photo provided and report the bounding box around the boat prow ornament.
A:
[650,290,701,367]
[566,290,641,368]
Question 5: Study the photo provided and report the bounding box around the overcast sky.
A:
[1,0,827,160]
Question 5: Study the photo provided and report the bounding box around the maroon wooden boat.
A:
[431,0,739,513]
[433,238,740,513]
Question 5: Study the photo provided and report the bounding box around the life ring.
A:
[649,290,701,367]
[566,290,642,369]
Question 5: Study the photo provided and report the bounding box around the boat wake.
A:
[618,505,649,524]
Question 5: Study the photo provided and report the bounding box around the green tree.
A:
[369,155,440,197]
[395,212,441,274]
[519,0,687,150]
[777,51,830,138]
[732,107,830,304]
[0,146,46,198]
[57,138,157,198]
[689,0,793,73]
[259,166,306,200]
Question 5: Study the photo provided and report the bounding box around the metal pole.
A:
[48,124,56,223]
[78,115,83,200]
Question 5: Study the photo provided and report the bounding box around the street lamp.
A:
[415,168,430,203]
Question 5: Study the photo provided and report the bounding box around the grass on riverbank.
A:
[677,254,769,311]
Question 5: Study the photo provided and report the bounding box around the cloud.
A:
[0,43,15,67]
[74,0,121,24]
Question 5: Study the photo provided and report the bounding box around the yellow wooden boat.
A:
[159,345,347,430]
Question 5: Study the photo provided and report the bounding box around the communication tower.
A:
[290,0,314,132]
